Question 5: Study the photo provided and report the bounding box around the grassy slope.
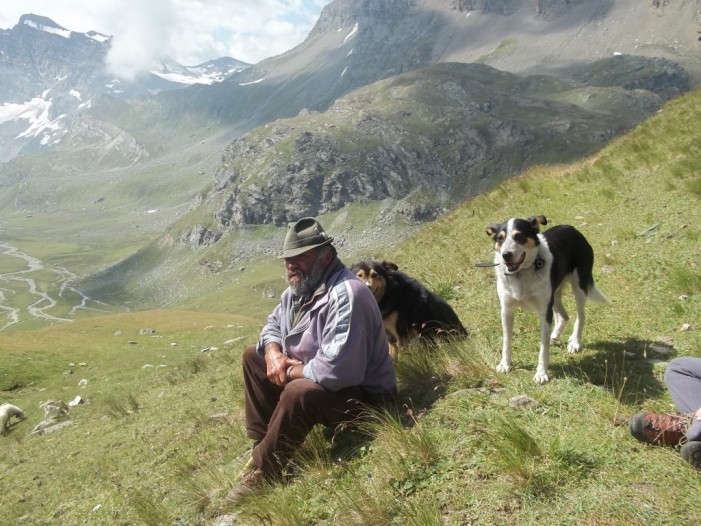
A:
[1,88,700,525]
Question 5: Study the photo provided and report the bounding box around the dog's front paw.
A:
[567,337,581,353]
[533,370,550,384]
[496,362,511,373]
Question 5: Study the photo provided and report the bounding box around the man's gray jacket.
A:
[257,259,396,394]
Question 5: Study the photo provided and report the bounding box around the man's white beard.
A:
[288,255,326,297]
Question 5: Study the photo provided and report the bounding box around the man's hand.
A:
[264,343,302,386]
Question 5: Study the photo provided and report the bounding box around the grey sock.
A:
[687,418,701,442]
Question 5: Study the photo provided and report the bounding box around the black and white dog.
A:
[351,260,468,360]
[486,215,608,383]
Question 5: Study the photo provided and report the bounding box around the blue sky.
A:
[1,1,331,77]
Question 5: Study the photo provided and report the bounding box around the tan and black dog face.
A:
[351,260,399,302]
[486,215,547,274]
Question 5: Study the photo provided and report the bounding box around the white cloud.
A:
[100,0,178,80]
[0,0,331,79]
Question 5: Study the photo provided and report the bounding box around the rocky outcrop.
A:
[312,0,413,33]
[452,0,589,16]
[202,62,666,229]
[571,55,690,101]
[452,0,522,15]
[180,225,222,248]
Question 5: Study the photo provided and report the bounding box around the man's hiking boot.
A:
[681,441,701,469]
[630,412,690,446]
[225,458,266,505]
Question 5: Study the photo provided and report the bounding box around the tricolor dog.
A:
[486,215,608,383]
[351,260,468,360]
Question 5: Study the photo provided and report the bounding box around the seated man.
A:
[227,217,397,503]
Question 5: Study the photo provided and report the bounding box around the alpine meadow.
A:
[2,1,701,525]
[1,82,700,525]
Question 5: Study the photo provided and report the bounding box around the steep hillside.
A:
[1,83,700,526]
[3,0,696,221]
[447,0,701,82]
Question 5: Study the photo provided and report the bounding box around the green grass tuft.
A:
[103,393,141,418]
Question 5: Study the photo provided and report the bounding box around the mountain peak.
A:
[15,14,111,44]
[18,13,72,38]
[19,13,66,31]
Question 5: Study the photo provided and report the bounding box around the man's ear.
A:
[319,247,334,265]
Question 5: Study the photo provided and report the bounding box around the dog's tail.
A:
[587,282,610,305]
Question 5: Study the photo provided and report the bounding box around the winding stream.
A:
[0,240,112,331]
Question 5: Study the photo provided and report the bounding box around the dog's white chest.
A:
[497,266,551,311]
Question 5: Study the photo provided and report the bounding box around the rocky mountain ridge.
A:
[191,0,698,228]
[157,0,698,132]
[200,60,676,233]
[3,1,699,166]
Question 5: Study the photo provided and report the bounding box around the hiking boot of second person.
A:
[630,412,689,446]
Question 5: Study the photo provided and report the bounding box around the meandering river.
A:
[0,240,112,331]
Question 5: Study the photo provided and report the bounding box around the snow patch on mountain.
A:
[0,96,67,145]
[19,14,112,45]
[152,67,240,86]
[343,22,358,43]
[86,31,111,43]
[239,77,266,86]
[151,59,250,86]
[22,18,72,39]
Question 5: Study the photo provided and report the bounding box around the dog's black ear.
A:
[529,215,548,229]
[381,261,399,272]
[486,224,501,238]
[350,261,369,273]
